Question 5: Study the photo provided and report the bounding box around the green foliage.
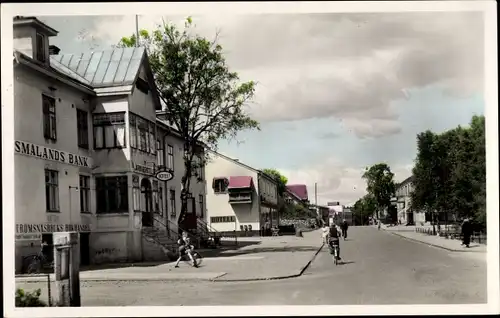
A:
[118,17,260,222]
[362,163,396,219]
[352,195,377,225]
[262,168,288,196]
[411,115,486,230]
[281,202,314,219]
[15,288,47,307]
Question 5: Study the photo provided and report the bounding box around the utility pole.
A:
[135,15,140,47]
[314,183,318,218]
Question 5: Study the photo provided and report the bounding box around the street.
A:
[17,227,487,306]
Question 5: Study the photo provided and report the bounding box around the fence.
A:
[15,273,53,307]
[415,227,487,245]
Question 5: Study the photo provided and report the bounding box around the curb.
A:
[211,243,325,283]
[389,231,485,253]
[16,273,228,283]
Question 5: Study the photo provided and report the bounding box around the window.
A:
[129,113,156,153]
[166,145,174,170]
[93,113,126,149]
[152,180,159,213]
[36,32,46,63]
[213,178,228,194]
[42,95,56,140]
[130,116,137,149]
[79,175,91,213]
[45,169,59,211]
[95,176,128,213]
[158,186,164,215]
[132,175,140,212]
[156,138,165,167]
[210,216,236,223]
[77,109,89,149]
[198,194,204,218]
[148,123,156,154]
[136,78,150,95]
[169,190,176,217]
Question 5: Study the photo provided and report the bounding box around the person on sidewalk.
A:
[174,232,198,268]
[461,218,473,248]
[321,224,329,244]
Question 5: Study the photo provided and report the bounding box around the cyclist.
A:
[174,232,198,268]
[327,224,342,261]
[341,219,349,239]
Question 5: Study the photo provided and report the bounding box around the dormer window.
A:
[136,78,150,95]
[36,32,46,63]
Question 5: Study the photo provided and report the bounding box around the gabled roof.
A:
[206,149,279,185]
[228,176,254,189]
[50,47,145,88]
[286,184,309,201]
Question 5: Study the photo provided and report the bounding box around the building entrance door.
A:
[141,178,154,227]
[80,232,90,265]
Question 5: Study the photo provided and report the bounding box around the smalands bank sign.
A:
[15,140,92,167]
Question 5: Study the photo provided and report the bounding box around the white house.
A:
[204,151,279,236]
[12,16,207,271]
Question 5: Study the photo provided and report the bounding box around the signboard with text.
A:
[16,224,92,234]
[133,163,154,175]
[14,140,92,167]
[156,170,174,181]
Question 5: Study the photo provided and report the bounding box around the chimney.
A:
[49,45,61,55]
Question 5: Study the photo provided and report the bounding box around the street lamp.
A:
[68,186,79,224]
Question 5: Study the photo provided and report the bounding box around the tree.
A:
[362,163,396,220]
[118,18,260,229]
[262,168,288,196]
[352,195,376,225]
[410,130,440,232]
[411,115,486,232]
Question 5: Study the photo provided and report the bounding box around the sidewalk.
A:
[380,225,487,253]
[16,229,325,283]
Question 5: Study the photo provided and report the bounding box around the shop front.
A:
[15,223,92,273]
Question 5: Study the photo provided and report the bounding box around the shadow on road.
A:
[339,261,355,265]
[204,245,320,258]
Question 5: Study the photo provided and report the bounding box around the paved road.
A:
[17,227,486,306]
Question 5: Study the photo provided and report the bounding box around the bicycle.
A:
[328,238,341,266]
[183,245,203,267]
[23,252,53,274]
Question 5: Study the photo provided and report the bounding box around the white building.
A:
[13,16,206,271]
[204,151,279,236]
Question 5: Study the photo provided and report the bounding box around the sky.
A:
[40,11,485,206]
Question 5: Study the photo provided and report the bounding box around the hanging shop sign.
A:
[155,170,174,182]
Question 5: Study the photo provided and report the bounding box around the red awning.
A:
[228,176,254,189]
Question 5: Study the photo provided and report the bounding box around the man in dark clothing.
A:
[341,219,349,239]
[461,218,473,248]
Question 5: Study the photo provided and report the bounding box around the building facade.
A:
[13,17,206,271]
[204,152,279,236]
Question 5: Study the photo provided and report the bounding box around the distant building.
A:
[286,184,310,205]
[393,175,454,226]
[204,152,279,236]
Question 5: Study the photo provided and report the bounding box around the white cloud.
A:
[88,12,483,139]
[279,159,413,206]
